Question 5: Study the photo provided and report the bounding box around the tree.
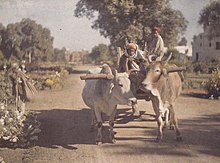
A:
[74,0,187,49]
[52,48,66,62]
[0,18,54,62]
[89,44,110,64]
[199,1,220,38]
[0,23,5,64]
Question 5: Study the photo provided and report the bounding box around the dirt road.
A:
[0,66,220,163]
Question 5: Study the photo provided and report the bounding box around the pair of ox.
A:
[81,59,185,144]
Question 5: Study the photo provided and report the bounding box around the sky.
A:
[0,0,215,51]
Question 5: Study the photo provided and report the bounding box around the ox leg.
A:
[94,108,103,145]
[109,105,117,143]
[169,105,182,141]
[163,107,169,129]
[151,97,163,142]
[156,116,163,142]
[109,108,117,143]
[90,109,97,132]
[163,101,170,129]
[131,81,140,116]
[132,104,140,116]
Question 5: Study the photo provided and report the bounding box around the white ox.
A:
[81,64,137,144]
[140,60,185,142]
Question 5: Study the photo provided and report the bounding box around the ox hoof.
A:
[145,96,151,101]
[162,126,167,131]
[169,125,175,130]
[176,136,183,142]
[156,137,162,143]
[110,138,116,144]
[96,141,103,145]
[109,134,115,143]
[132,111,140,116]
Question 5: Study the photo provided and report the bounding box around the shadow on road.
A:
[103,113,220,158]
[35,108,155,150]
[35,108,97,150]
[35,108,220,158]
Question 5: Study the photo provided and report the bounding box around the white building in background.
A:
[192,29,220,62]
[174,45,192,60]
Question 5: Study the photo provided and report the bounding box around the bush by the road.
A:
[204,68,220,99]
[0,70,41,148]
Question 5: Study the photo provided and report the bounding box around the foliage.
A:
[204,68,220,99]
[0,18,54,62]
[30,68,68,90]
[0,69,40,147]
[0,103,41,147]
[89,44,111,64]
[177,37,187,46]
[166,48,180,60]
[193,62,209,74]
[183,72,210,89]
[74,0,188,48]
[191,61,220,74]
[0,72,14,104]
[52,47,66,62]
[199,1,220,38]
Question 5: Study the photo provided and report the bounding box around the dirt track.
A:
[0,65,220,163]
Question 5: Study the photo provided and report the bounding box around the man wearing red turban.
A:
[146,26,165,61]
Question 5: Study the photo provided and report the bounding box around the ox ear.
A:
[162,68,168,77]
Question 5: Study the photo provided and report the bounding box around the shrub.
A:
[0,72,14,104]
[193,62,209,74]
[204,68,220,99]
[0,68,40,147]
[0,103,41,147]
[29,67,69,90]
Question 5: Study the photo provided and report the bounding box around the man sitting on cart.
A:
[118,42,150,116]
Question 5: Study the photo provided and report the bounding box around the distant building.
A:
[192,28,220,62]
[64,49,89,64]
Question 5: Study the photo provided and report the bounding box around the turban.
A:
[126,43,137,50]
[153,27,161,33]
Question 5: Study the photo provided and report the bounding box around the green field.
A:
[183,73,211,89]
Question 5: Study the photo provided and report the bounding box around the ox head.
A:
[140,61,186,92]
[110,69,137,106]
[80,64,137,106]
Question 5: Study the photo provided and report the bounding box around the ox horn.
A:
[164,52,172,63]
[80,74,114,80]
[166,66,186,73]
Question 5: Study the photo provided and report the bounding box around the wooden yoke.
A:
[80,74,114,80]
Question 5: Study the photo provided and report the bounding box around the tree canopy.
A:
[74,0,188,49]
[178,37,187,46]
[89,43,110,64]
[0,18,54,62]
[199,0,220,38]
